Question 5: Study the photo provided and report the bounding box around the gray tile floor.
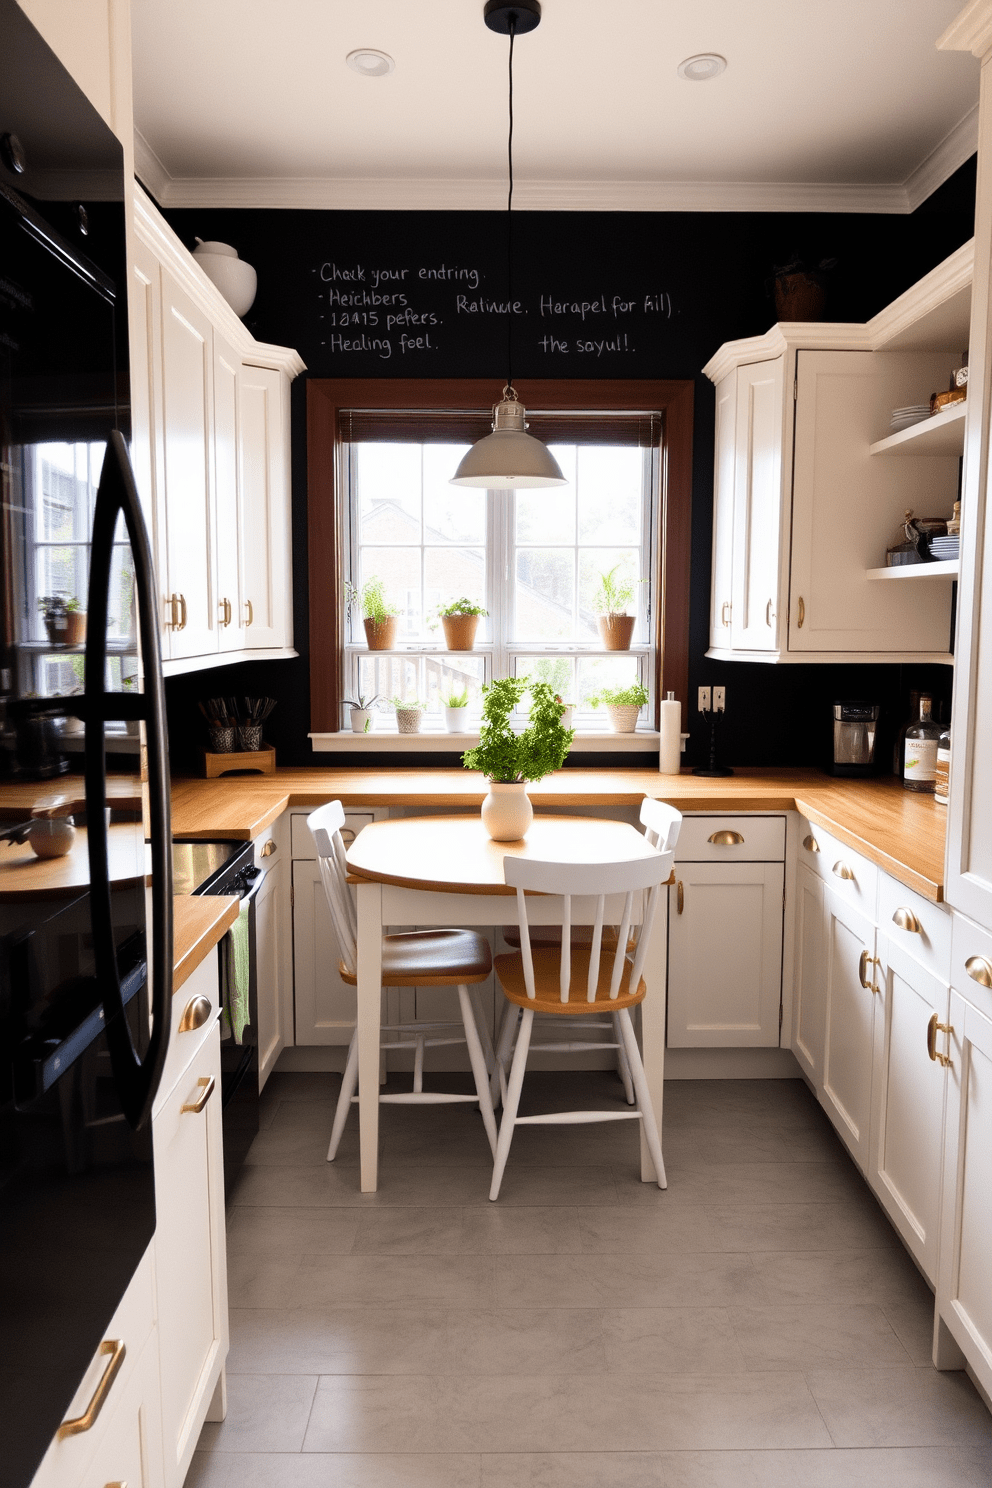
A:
[188,1072,992,1488]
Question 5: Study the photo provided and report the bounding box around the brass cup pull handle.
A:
[57,1339,126,1439]
[765,599,775,627]
[708,830,744,846]
[178,995,212,1034]
[676,879,684,914]
[181,1075,215,1114]
[244,599,254,626]
[260,839,277,858]
[858,949,880,992]
[797,595,806,629]
[833,861,855,881]
[176,593,187,631]
[721,601,731,628]
[220,597,232,627]
[965,955,992,989]
[803,834,820,853]
[892,907,922,934]
[927,1012,954,1067]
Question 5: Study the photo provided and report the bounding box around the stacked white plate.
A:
[890,405,931,432]
[929,536,960,561]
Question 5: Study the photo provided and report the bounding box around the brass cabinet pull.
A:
[721,601,731,628]
[892,907,922,935]
[927,1012,954,1067]
[181,1075,215,1114]
[676,879,684,914]
[166,593,180,630]
[340,827,357,846]
[833,861,855,881]
[965,955,992,989]
[803,834,820,853]
[797,596,806,628]
[858,949,879,993]
[57,1339,125,1439]
[244,599,254,626]
[178,995,212,1034]
[708,830,744,846]
[176,593,187,631]
[219,597,232,627]
[260,839,277,858]
[765,599,775,627]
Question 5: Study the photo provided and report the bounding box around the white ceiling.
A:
[131,0,981,212]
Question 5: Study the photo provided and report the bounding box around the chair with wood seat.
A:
[306,802,499,1163]
[489,834,677,1200]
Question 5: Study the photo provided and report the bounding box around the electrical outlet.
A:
[697,686,711,713]
[713,686,726,713]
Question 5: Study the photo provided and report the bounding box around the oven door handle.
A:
[85,431,172,1131]
[239,866,267,906]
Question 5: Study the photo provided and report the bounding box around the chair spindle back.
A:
[307,801,359,976]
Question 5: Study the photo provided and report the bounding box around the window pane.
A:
[516,480,576,545]
[424,547,487,637]
[357,444,421,544]
[514,548,574,640]
[577,446,641,543]
[423,446,483,543]
[577,654,641,708]
[359,549,420,638]
[579,548,642,639]
[358,654,420,706]
[425,654,485,714]
[513,656,575,712]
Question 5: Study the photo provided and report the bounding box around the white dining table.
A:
[345,812,670,1192]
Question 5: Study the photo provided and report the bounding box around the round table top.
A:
[345,813,659,895]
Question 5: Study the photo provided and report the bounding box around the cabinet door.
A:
[129,236,171,659]
[255,856,286,1086]
[792,864,825,1088]
[870,936,949,1283]
[159,271,217,660]
[667,862,784,1047]
[730,357,784,652]
[213,334,245,653]
[239,364,290,648]
[293,860,357,1045]
[789,350,958,654]
[154,1024,228,1488]
[821,888,878,1171]
[937,991,992,1400]
[82,1336,165,1488]
[709,371,736,649]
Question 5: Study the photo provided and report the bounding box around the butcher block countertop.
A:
[170,766,949,904]
[173,893,239,993]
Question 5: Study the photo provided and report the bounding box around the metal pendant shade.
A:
[451,2,566,490]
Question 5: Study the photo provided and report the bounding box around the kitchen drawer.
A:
[675,814,785,862]
[797,819,878,915]
[254,829,283,867]
[291,809,375,860]
[878,871,951,983]
[951,911,992,1018]
[157,952,220,1115]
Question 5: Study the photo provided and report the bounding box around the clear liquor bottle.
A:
[903,695,941,793]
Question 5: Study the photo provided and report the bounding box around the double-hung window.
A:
[341,409,661,731]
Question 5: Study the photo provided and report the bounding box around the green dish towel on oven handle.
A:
[223,898,251,1045]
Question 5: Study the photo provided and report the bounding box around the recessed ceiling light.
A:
[346,48,395,78]
[677,53,727,82]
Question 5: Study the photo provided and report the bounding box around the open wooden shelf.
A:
[866,559,959,582]
[869,401,966,457]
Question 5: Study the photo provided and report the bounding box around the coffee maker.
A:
[831,700,881,777]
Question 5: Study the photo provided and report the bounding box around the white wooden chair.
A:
[491,798,682,1108]
[489,830,677,1200]
[306,802,499,1162]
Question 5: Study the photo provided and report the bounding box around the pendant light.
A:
[450,0,566,489]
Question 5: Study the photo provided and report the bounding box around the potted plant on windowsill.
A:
[347,577,398,651]
[589,680,649,733]
[593,565,641,651]
[442,688,471,732]
[462,677,574,841]
[64,597,86,647]
[38,594,69,645]
[343,691,380,734]
[428,597,488,651]
[391,696,426,735]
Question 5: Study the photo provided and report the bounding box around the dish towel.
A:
[223,899,251,1045]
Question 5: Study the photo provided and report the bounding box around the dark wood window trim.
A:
[307,376,693,735]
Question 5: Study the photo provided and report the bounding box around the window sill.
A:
[310,729,664,754]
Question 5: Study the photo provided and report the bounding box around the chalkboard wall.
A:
[161,160,974,772]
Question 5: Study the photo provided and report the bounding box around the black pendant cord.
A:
[505,16,515,395]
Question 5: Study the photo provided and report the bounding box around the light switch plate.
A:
[713,686,726,713]
[698,686,711,713]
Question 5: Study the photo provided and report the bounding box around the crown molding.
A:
[702,324,874,384]
[903,105,979,210]
[133,128,170,205]
[938,0,992,57]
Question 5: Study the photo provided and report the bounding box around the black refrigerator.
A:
[0,5,172,1485]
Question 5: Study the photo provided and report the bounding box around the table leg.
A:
[638,892,668,1183]
[356,880,383,1193]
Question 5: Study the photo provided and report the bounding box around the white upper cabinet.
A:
[731,358,784,653]
[239,364,292,649]
[213,333,245,654]
[709,373,736,649]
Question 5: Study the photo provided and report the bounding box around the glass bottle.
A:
[903,695,941,793]
[893,690,921,776]
[934,724,951,806]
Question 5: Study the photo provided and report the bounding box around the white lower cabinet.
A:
[792,864,825,1086]
[667,860,784,1046]
[81,1334,165,1488]
[153,1021,228,1488]
[937,989,992,1397]
[869,935,950,1283]
[820,887,878,1173]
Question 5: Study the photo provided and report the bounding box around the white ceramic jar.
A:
[481,781,533,842]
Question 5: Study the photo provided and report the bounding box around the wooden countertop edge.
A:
[795,796,943,903]
[173,894,240,993]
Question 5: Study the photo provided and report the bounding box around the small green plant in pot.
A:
[342,690,380,735]
[588,680,649,734]
[347,577,398,651]
[462,677,574,841]
[391,695,426,735]
[593,565,642,651]
[441,687,471,733]
[428,597,488,651]
[38,594,69,645]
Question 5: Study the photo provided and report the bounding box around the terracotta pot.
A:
[606,704,641,734]
[773,272,826,322]
[64,610,86,646]
[363,616,397,650]
[597,614,635,651]
[441,613,479,651]
[481,781,533,842]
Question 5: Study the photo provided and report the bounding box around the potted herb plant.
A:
[428,597,488,651]
[593,564,640,651]
[347,577,398,651]
[442,687,471,732]
[64,597,86,647]
[588,680,649,734]
[343,690,379,734]
[38,594,69,645]
[391,696,426,735]
[462,676,574,841]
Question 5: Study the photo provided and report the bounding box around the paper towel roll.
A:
[659,691,682,774]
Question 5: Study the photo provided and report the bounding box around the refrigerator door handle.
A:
[85,430,172,1130]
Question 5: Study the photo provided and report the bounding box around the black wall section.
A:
[160,159,973,773]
